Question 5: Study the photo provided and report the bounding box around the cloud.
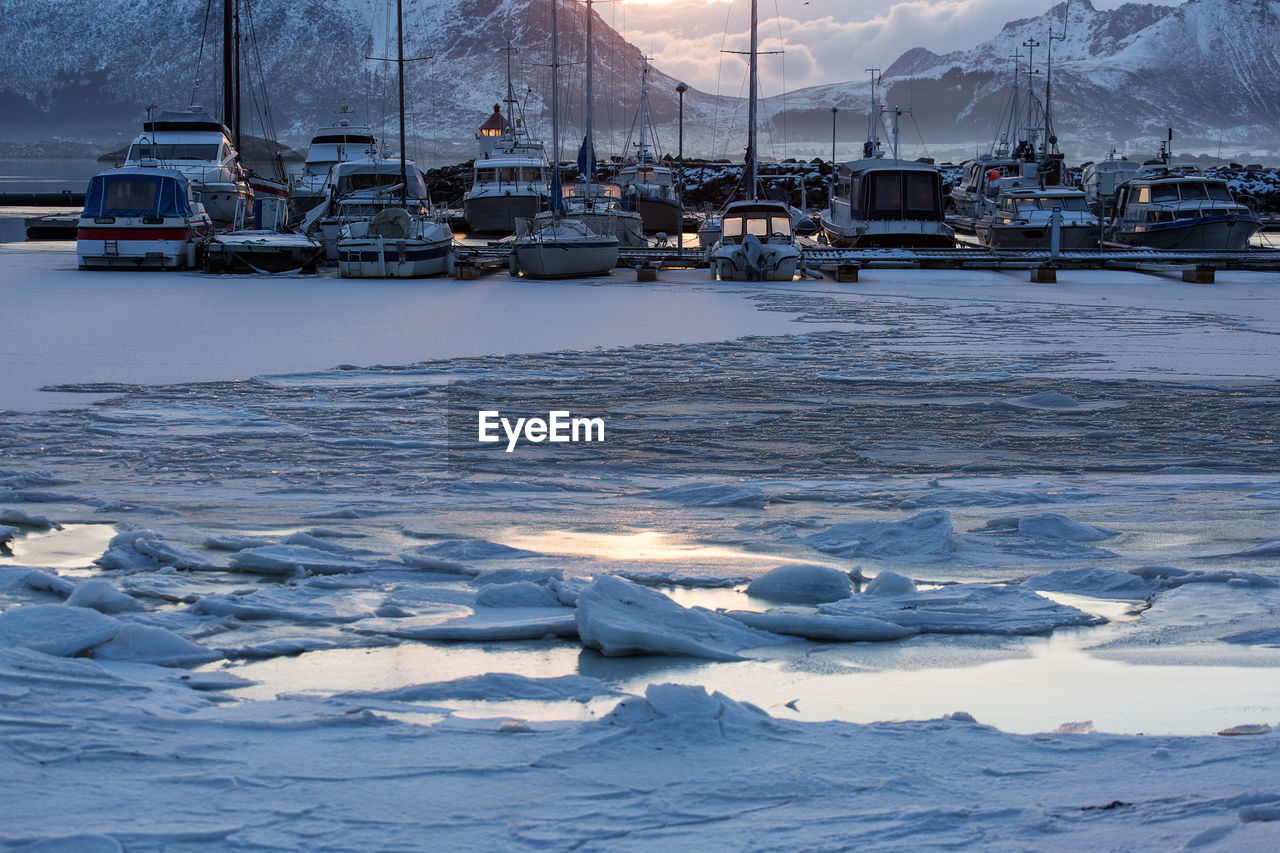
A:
[614,0,1175,94]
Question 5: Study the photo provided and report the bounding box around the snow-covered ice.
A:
[3,249,1280,848]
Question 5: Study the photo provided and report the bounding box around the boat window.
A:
[520,167,543,182]
[904,173,938,216]
[1135,186,1150,204]
[341,173,403,193]
[104,179,159,215]
[499,167,518,183]
[721,217,744,239]
[1151,184,1179,202]
[1206,183,1231,201]
[82,174,193,218]
[1178,183,1209,200]
[1033,196,1087,211]
[869,172,903,218]
[769,216,792,237]
[127,143,222,162]
[744,217,770,237]
[474,168,497,183]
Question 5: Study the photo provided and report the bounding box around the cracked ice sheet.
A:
[1,657,1278,852]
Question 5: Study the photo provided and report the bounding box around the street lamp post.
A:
[677,81,687,253]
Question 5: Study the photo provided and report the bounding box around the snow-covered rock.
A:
[575,575,785,660]
[806,510,956,562]
[746,564,852,604]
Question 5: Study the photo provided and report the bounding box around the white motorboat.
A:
[122,107,252,228]
[1081,149,1140,214]
[512,0,618,278]
[1107,165,1260,251]
[76,165,212,269]
[974,184,1100,250]
[709,0,800,282]
[305,157,438,260]
[289,112,376,220]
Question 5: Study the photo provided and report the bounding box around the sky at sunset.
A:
[608,0,1178,95]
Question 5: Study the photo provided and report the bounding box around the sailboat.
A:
[511,0,619,279]
[532,0,644,248]
[618,61,681,234]
[709,0,800,282]
[334,0,453,277]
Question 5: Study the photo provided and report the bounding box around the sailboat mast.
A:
[585,0,593,147]
[746,0,758,199]
[551,0,561,214]
[222,0,234,134]
[233,1,242,154]
[397,0,407,207]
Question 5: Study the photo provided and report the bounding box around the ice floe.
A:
[341,673,616,703]
[820,584,1105,635]
[575,575,785,659]
[805,509,956,562]
[0,604,122,656]
[65,579,145,613]
[745,564,852,604]
[647,482,768,508]
[91,623,221,667]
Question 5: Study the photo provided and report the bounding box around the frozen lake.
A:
[2,248,1279,850]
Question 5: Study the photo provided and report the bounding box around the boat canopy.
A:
[839,164,944,221]
[142,107,231,136]
[82,167,194,218]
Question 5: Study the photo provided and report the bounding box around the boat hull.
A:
[513,238,619,278]
[464,194,547,234]
[76,220,208,269]
[976,223,1100,251]
[625,196,681,233]
[820,216,956,249]
[191,181,252,229]
[712,244,800,282]
[1111,215,1260,251]
[337,236,454,277]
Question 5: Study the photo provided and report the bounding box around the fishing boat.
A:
[1080,148,1140,215]
[974,184,1099,250]
[709,0,800,282]
[820,74,953,249]
[463,44,552,234]
[334,0,453,277]
[618,62,681,234]
[76,166,212,269]
[289,111,377,220]
[1107,165,1260,251]
[511,0,618,278]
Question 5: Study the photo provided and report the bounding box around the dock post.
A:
[1182,265,1215,283]
[1030,265,1057,283]
[1049,207,1062,261]
[635,262,657,282]
[834,263,859,282]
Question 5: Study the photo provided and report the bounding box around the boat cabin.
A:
[718,201,794,245]
[838,161,945,222]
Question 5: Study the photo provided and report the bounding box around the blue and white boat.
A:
[76,166,212,269]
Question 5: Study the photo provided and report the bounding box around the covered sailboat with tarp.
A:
[76,166,212,269]
[511,0,618,278]
[532,0,643,247]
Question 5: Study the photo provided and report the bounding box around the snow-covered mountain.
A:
[772,0,1280,159]
[2,0,1277,161]
[0,0,736,163]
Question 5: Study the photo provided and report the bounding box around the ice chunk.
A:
[864,570,918,596]
[806,510,955,562]
[1005,391,1079,409]
[746,564,852,604]
[95,529,217,571]
[10,836,123,853]
[399,552,477,574]
[471,568,564,587]
[600,683,774,733]
[65,579,145,613]
[0,508,60,529]
[1023,568,1155,599]
[616,571,749,589]
[360,608,579,642]
[475,582,561,608]
[647,483,767,508]
[575,575,785,660]
[820,584,1105,635]
[228,544,374,575]
[91,624,221,667]
[1220,628,1280,647]
[18,569,75,598]
[342,673,615,703]
[980,513,1117,542]
[726,610,916,642]
[415,540,538,561]
[0,604,120,656]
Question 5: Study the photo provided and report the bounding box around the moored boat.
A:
[1107,165,1260,251]
[974,184,1099,250]
[76,166,212,269]
[289,113,377,221]
[618,62,681,234]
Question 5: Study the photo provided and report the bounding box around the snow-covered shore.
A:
[2,245,1279,850]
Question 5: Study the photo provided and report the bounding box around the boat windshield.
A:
[338,171,427,196]
[127,143,222,162]
[82,174,193,218]
[1018,196,1088,211]
[863,171,942,220]
[721,214,792,240]
[1151,184,1180,203]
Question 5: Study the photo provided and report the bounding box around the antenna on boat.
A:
[1045,9,1067,155]
[864,68,881,159]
